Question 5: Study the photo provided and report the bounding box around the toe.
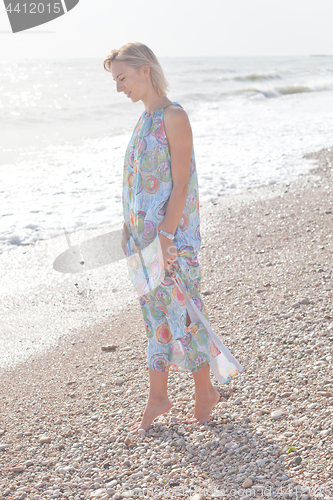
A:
[130,422,141,432]
[186,417,198,424]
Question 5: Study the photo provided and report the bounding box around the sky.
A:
[0,0,333,59]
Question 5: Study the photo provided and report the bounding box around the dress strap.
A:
[163,102,183,111]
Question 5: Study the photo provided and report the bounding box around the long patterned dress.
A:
[122,102,223,373]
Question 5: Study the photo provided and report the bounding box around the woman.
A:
[103,42,242,433]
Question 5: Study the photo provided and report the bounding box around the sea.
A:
[1,55,333,254]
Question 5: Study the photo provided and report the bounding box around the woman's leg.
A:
[186,363,220,425]
[130,368,173,432]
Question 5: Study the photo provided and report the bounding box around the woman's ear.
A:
[142,65,151,78]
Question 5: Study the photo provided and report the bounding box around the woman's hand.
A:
[121,223,130,255]
[158,233,177,270]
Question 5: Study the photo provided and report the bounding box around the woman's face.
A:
[111,60,149,103]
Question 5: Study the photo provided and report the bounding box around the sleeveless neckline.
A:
[142,102,178,117]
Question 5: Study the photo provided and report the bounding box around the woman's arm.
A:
[159,105,193,268]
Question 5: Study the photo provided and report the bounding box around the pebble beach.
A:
[0,146,332,500]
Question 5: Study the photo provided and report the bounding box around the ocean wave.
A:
[234,88,279,98]
[234,81,333,99]
[234,72,282,82]
[276,83,333,95]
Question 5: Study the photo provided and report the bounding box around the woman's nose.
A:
[117,82,125,93]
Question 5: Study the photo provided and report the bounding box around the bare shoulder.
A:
[164,104,189,122]
[164,104,192,134]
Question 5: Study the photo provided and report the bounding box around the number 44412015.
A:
[6,3,62,14]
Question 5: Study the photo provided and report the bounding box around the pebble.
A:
[242,478,253,488]
[38,435,52,443]
[256,458,266,467]
[292,456,302,465]
[90,488,108,498]
[115,377,125,385]
[131,471,144,478]
[106,481,117,488]
[271,410,283,419]
[12,465,25,472]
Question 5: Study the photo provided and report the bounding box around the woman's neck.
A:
[142,93,172,114]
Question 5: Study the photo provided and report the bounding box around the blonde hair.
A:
[103,42,168,97]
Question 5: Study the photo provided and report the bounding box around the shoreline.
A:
[0,151,318,372]
[0,146,332,498]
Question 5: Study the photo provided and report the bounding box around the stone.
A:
[15,494,27,500]
[190,494,206,500]
[124,436,132,445]
[115,377,125,385]
[291,456,302,466]
[295,416,308,425]
[256,458,266,467]
[0,444,9,450]
[39,435,52,444]
[101,345,117,351]
[12,465,25,472]
[242,478,253,488]
[90,488,108,498]
[225,441,237,449]
[271,410,283,420]
[138,429,146,436]
[105,480,117,488]
[131,471,144,478]
[299,298,309,305]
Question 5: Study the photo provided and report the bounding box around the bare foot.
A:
[186,387,220,425]
[130,397,172,433]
